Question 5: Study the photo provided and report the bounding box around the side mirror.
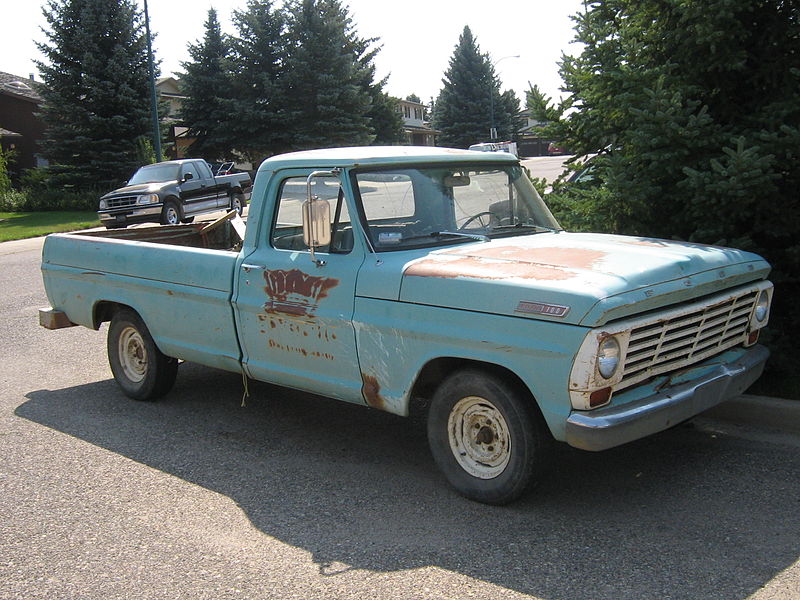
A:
[182,172,194,182]
[302,170,337,266]
[302,197,331,248]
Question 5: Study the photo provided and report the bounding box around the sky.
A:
[0,0,586,105]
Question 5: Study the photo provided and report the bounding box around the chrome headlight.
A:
[754,290,769,322]
[137,193,159,205]
[99,199,107,209]
[597,336,621,379]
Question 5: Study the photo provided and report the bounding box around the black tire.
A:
[427,369,552,505]
[181,216,195,224]
[104,222,127,229]
[160,200,181,225]
[230,192,246,216]
[107,308,178,401]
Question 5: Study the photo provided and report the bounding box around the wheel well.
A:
[408,357,536,420]
[93,301,134,329]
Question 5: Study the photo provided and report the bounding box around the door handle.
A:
[241,263,266,272]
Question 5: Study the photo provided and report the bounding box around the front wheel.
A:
[107,309,178,400]
[160,200,181,225]
[427,369,552,504]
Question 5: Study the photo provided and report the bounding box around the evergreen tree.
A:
[526,83,562,123]
[495,89,523,141]
[282,0,374,150]
[366,88,405,145]
[554,0,800,373]
[433,26,514,148]
[229,0,287,162]
[36,0,152,191]
[180,9,235,160]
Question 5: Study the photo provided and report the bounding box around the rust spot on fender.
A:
[406,257,573,281]
[166,290,174,296]
[361,373,386,410]
[263,269,338,316]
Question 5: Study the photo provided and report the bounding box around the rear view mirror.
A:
[443,173,471,187]
[302,197,331,248]
[302,170,338,266]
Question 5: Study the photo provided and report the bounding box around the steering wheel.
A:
[459,211,496,230]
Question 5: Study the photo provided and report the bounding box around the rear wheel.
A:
[107,309,178,400]
[160,200,181,225]
[427,369,552,504]
[230,192,245,216]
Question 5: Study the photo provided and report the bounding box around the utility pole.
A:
[143,0,162,162]
[489,55,519,140]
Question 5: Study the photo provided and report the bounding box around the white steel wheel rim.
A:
[118,326,148,383]
[447,396,511,479]
[166,207,179,224]
[232,197,242,213]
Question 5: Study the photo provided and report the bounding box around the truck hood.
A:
[399,232,770,326]
[101,181,173,198]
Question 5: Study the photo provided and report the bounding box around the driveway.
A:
[1,236,799,600]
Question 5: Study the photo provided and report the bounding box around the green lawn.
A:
[0,211,100,242]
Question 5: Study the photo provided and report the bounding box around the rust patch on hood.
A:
[448,245,607,270]
[406,256,573,281]
[361,373,386,410]
[263,269,338,316]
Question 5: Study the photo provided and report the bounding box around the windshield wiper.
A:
[401,231,490,243]
[491,223,561,233]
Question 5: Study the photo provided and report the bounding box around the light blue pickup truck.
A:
[40,147,773,504]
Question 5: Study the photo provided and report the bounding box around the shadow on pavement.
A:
[17,362,800,600]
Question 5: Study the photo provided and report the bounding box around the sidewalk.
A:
[704,394,800,434]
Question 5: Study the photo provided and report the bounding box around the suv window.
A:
[196,161,214,180]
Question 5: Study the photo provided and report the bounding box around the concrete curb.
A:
[704,394,800,434]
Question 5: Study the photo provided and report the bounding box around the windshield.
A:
[354,164,561,251]
[127,164,180,185]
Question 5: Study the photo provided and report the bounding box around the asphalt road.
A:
[1,236,799,600]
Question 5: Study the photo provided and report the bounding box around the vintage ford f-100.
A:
[40,147,773,504]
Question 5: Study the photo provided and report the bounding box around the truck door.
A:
[234,170,365,403]
[180,161,218,216]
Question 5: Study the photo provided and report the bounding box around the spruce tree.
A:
[180,9,235,160]
[434,26,514,148]
[36,0,152,191]
[282,0,374,150]
[229,0,287,162]
[554,0,800,374]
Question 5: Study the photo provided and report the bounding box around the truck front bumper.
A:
[98,205,163,227]
[565,344,769,451]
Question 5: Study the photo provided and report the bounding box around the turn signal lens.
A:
[589,387,612,407]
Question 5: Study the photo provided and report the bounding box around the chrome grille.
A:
[618,287,759,390]
[106,195,138,209]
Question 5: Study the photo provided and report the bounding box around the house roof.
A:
[0,127,23,137]
[0,71,43,103]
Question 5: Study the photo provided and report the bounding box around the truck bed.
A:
[73,220,243,252]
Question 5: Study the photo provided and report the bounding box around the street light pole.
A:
[143,0,162,162]
[489,54,519,141]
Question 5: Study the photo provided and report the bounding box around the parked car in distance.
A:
[469,141,519,157]
[547,141,569,155]
[97,159,252,229]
